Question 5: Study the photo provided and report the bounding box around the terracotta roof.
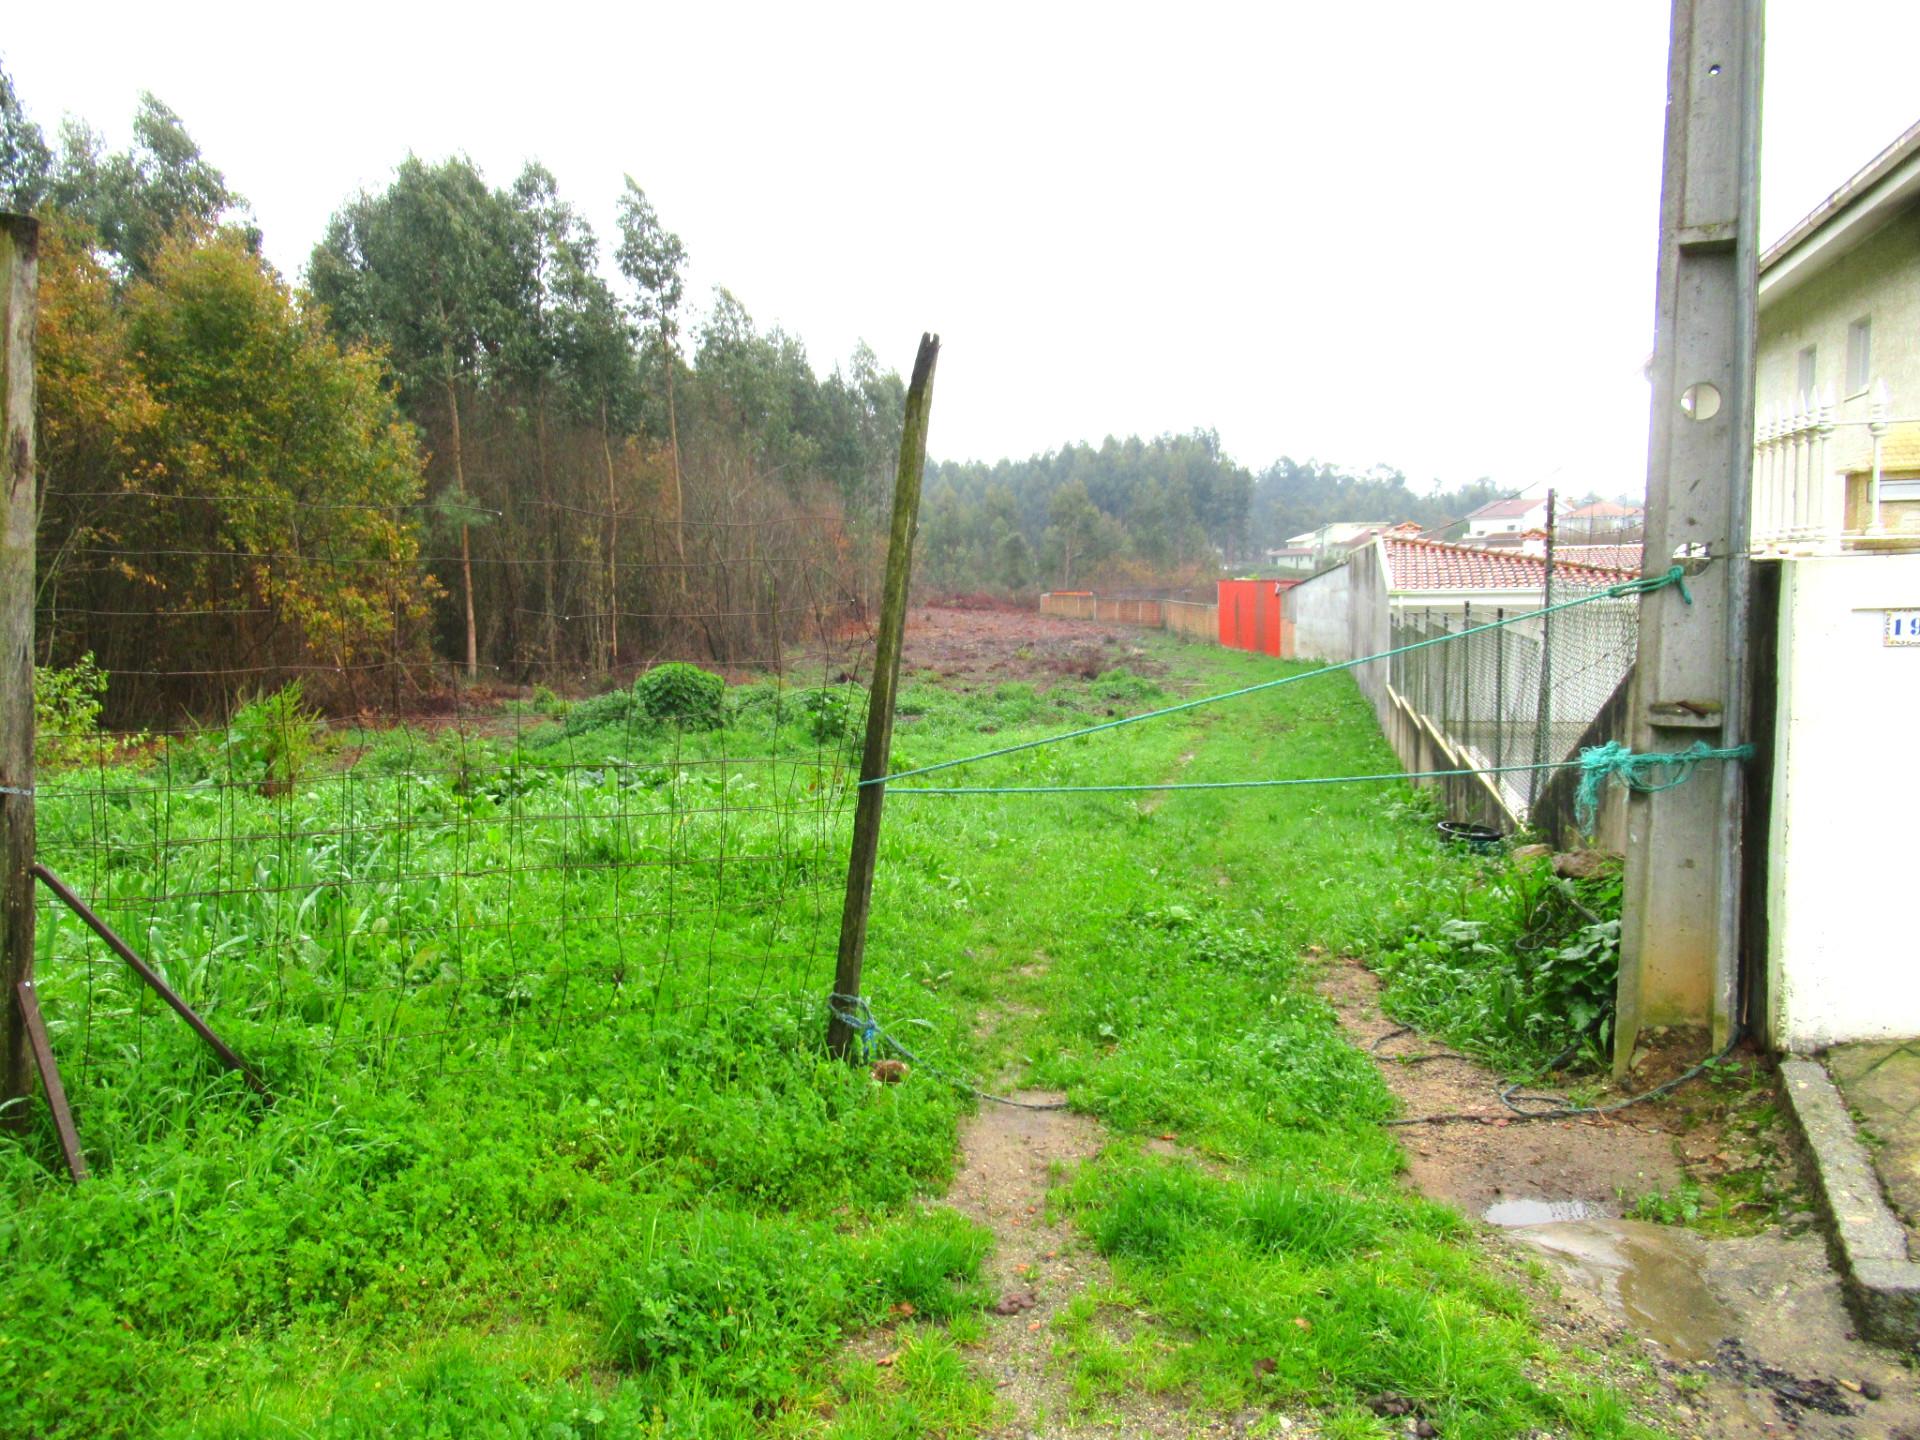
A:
[1380,536,1639,592]
[1566,500,1643,519]
[1557,543,1644,572]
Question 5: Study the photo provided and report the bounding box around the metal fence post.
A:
[1493,608,1506,774]
[1461,602,1473,744]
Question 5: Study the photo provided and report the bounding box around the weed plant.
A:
[1368,851,1624,1074]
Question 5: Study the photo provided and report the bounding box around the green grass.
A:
[1,635,1665,1438]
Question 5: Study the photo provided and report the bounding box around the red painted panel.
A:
[1258,584,1281,656]
[1218,579,1301,655]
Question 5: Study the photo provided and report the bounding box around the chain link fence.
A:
[1387,581,1639,818]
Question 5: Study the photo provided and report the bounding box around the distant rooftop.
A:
[1379,535,1638,592]
[1565,500,1644,519]
[1467,496,1547,521]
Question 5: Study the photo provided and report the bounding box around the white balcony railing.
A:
[1752,379,1916,554]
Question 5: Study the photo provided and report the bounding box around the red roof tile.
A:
[1556,543,1644,572]
[1380,536,1639,591]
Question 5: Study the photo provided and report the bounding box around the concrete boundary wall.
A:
[1039,591,1215,645]
[1162,600,1216,640]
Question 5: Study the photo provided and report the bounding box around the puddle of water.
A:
[1483,1197,1604,1226]
[1501,1218,1734,1361]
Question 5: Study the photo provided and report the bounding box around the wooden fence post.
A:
[827,333,938,1058]
[1,214,39,1129]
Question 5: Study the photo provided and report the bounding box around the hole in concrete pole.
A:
[1680,382,1722,421]
[1708,63,1722,75]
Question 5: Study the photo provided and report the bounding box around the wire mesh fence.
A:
[1386,580,1639,817]
[27,510,879,1117]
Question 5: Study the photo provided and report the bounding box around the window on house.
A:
[1797,344,1817,397]
[1847,317,1872,393]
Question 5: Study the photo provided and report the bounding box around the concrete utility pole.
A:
[1615,0,1763,1073]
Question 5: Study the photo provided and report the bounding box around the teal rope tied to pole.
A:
[1605,565,1692,605]
[1573,740,1753,833]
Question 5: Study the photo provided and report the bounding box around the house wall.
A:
[1766,552,1920,1048]
[1759,203,1920,490]
[1286,565,1354,661]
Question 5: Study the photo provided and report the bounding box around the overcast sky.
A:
[5,2,1918,498]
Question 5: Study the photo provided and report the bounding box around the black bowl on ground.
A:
[1436,819,1503,850]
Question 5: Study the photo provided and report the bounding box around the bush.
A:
[559,687,639,737]
[34,653,117,770]
[795,684,862,744]
[636,663,725,731]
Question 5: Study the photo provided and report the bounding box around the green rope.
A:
[885,742,1753,803]
[886,757,1579,797]
[1573,740,1754,832]
[864,566,1692,789]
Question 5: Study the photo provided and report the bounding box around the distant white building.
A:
[1283,521,1390,574]
[1461,496,1550,539]
[1259,545,1317,577]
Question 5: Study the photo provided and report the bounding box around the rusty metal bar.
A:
[17,979,86,1181]
[32,862,267,1095]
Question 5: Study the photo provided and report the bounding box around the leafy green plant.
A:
[1371,855,1623,1074]
[559,685,638,736]
[636,662,725,731]
[33,652,136,770]
[1627,1182,1704,1225]
[222,681,324,796]
[795,683,862,744]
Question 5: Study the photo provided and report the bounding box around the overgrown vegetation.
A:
[1368,846,1624,1075]
[1,633,1667,1437]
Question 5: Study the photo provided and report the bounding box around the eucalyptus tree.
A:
[614,179,688,572]
[0,63,51,209]
[547,227,638,667]
[48,94,245,277]
[503,162,640,668]
[310,157,522,675]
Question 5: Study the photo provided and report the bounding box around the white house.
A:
[1461,495,1550,540]
[1749,117,1920,1049]
[1284,521,1390,574]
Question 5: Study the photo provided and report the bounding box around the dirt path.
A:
[1319,955,1920,1440]
[945,1090,1107,1433]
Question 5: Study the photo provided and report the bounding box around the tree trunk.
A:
[601,399,620,671]
[536,388,558,668]
[444,375,478,679]
[664,337,687,595]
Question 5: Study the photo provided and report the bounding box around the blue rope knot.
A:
[1574,739,1754,832]
[829,992,880,1056]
